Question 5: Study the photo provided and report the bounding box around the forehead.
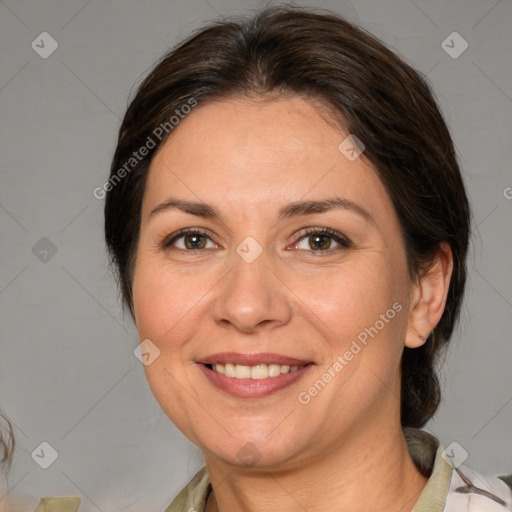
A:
[152,95,346,169]
[143,95,392,224]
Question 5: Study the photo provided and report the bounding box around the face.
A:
[132,95,415,470]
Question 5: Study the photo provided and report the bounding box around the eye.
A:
[291,227,351,252]
[161,228,219,250]
[160,227,351,252]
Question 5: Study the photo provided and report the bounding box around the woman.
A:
[0,415,81,512]
[0,413,14,512]
[103,5,511,512]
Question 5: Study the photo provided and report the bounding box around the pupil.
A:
[310,234,330,250]
[185,234,206,249]
[183,234,333,250]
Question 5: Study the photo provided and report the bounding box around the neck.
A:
[204,420,428,512]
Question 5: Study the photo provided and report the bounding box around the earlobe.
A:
[405,243,453,349]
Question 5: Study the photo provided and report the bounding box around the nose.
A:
[212,249,293,334]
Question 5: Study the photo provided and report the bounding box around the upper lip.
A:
[197,352,312,366]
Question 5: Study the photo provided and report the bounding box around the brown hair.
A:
[104,5,471,428]
[0,413,15,474]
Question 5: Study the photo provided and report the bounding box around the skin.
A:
[132,95,453,512]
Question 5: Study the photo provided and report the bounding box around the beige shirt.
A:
[163,428,512,512]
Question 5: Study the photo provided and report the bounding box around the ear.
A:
[405,242,453,349]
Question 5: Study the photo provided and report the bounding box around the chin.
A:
[199,429,309,471]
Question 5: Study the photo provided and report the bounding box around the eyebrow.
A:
[149,196,374,224]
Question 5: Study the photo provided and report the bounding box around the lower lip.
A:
[197,363,314,398]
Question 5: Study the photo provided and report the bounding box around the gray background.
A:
[0,0,511,510]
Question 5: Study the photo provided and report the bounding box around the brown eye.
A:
[308,233,332,250]
[293,228,351,252]
[162,229,218,250]
[183,233,207,249]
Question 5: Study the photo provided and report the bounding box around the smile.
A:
[197,353,314,398]
[207,363,305,379]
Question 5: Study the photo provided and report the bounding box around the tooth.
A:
[212,362,306,378]
[235,365,251,379]
[268,364,282,377]
[225,363,236,377]
[251,364,269,379]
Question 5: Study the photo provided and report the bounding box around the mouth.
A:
[196,352,314,398]
[205,362,307,379]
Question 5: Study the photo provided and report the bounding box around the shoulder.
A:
[163,465,211,512]
[444,464,512,511]
[404,428,512,512]
[33,497,81,512]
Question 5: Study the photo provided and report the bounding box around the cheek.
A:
[132,255,214,344]
[292,258,410,404]
[294,260,403,341]
[131,257,210,436]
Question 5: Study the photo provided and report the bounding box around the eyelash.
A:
[295,227,351,251]
[160,227,351,253]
